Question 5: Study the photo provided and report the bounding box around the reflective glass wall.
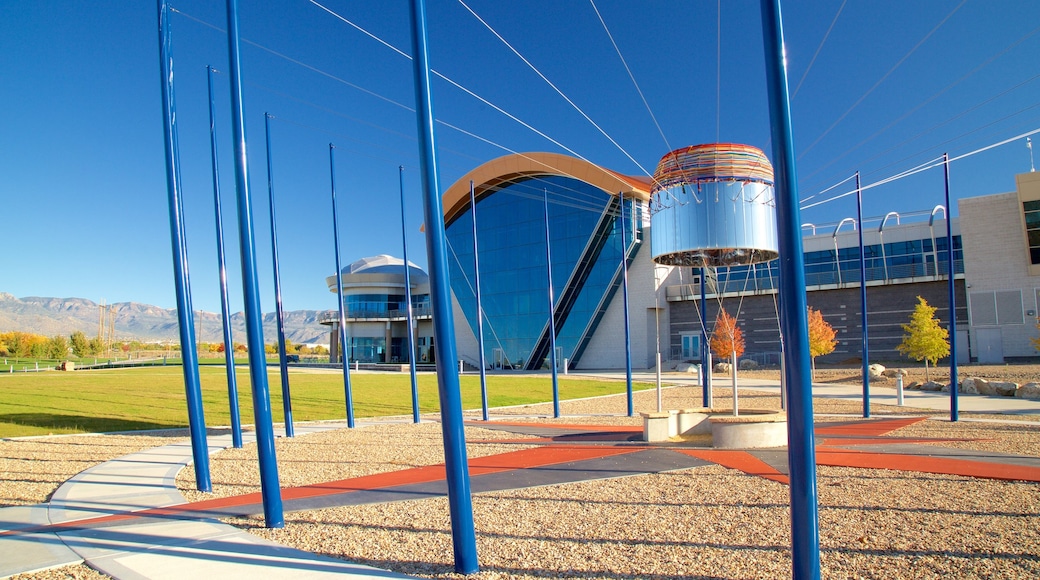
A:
[446,175,636,369]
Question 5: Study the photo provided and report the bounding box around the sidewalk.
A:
[571,370,1040,417]
[0,422,412,579]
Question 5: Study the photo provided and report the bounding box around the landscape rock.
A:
[868,363,886,378]
[906,381,922,390]
[959,378,980,395]
[882,368,908,378]
[991,381,1020,397]
[972,378,995,396]
[675,362,699,374]
[920,381,945,392]
[714,362,732,373]
[738,359,759,370]
[1015,383,1040,400]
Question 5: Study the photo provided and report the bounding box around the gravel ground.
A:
[178,385,1040,579]
[8,564,111,580]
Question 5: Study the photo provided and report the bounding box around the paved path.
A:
[3,374,1039,579]
[0,421,412,579]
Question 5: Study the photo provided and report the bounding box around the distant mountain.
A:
[0,293,330,346]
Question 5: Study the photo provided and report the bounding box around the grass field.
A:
[0,366,650,438]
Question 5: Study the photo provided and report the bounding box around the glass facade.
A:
[344,294,430,319]
[705,235,964,294]
[446,175,637,369]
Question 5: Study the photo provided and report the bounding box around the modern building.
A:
[320,255,434,364]
[325,154,1038,368]
[958,171,1040,362]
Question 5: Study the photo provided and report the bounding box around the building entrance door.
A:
[974,328,1003,364]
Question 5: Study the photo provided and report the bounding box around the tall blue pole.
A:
[408,0,479,572]
[944,153,959,421]
[700,267,710,407]
[543,188,561,418]
[223,0,283,527]
[620,195,634,416]
[470,180,489,421]
[265,113,293,438]
[400,166,420,424]
[760,1,821,578]
[158,0,210,492]
[329,145,355,428]
[856,172,870,418]
[207,65,242,449]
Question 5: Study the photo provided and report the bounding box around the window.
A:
[1025,200,1040,265]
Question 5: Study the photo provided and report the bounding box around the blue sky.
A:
[2,1,1039,315]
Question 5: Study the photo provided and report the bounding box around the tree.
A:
[47,335,69,359]
[807,306,837,380]
[710,308,745,360]
[897,296,950,381]
[70,331,90,358]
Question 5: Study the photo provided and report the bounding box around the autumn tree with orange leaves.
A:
[807,306,837,380]
[710,308,745,360]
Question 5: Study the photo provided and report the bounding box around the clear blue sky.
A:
[2,1,1038,315]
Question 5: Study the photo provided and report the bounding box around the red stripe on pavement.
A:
[815,416,926,437]
[675,449,790,484]
[816,448,1040,482]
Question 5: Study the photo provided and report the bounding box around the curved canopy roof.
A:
[441,152,652,226]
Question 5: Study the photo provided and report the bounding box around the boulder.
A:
[906,381,922,390]
[882,368,908,378]
[920,381,945,392]
[991,381,1020,397]
[738,359,759,370]
[867,363,886,378]
[675,362,699,374]
[973,378,996,396]
[714,362,732,373]
[958,378,980,395]
[1016,383,1040,400]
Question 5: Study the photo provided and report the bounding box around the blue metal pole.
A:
[944,153,959,421]
[760,1,821,578]
[265,113,293,438]
[223,0,283,527]
[329,145,355,428]
[700,267,710,407]
[543,188,561,418]
[470,180,489,421]
[400,166,420,424]
[206,65,242,449]
[856,172,870,419]
[158,0,210,492]
[620,195,633,416]
[408,0,479,572]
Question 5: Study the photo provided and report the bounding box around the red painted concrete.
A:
[817,448,1040,482]
[814,416,927,437]
[675,449,790,484]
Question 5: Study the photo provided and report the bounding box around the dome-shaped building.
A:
[321,254,433,365]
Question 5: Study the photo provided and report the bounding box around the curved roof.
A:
[326,254,429,293]
[441,152,652,226]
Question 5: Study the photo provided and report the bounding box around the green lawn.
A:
[0,366,650,437]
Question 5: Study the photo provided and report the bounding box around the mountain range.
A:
[0,293,331,346]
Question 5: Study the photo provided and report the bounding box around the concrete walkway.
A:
[0,422,412,579]
[572,370,1040,416]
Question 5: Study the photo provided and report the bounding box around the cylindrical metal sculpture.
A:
[650,143,778,267]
